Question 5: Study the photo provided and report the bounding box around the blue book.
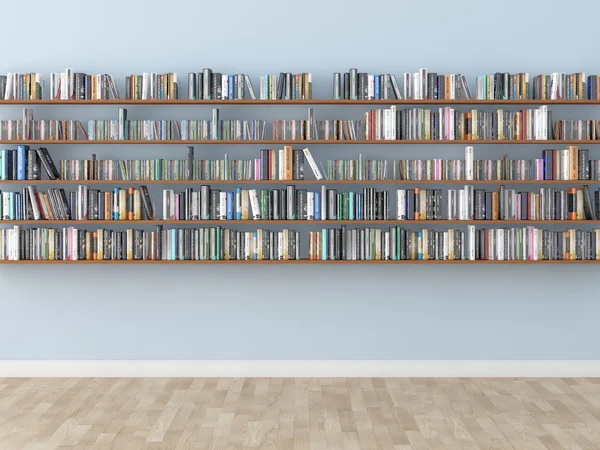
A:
[9,192,14,220]
[321,229,327,260]
[349,192,355,220]
[0,150,5,180]
[254,231,258,260]
[17,145,29,180]
[314,192,321,220]
[228,75,235,99]
[417,231,423,260]
[236,188,242,220]
[113,188,120,220]
[171,229,177,260]
[374,75,380,100]
[16,193,21,220]
[226,192,234,220]
[357,194,362,220]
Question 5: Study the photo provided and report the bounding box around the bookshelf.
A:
[1,140,599,145]
[2,99,600,105]
[2,80,600,263]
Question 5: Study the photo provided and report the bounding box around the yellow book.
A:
[48,229,55,260]
[282,229,289,260]
[424,110,431,140]
[448,229,455,260]
[498,109,504,140]
[241,189,249,220]
[375,229,381,260]
[419,189,427,220]
[570,229,576,260]
[119,190,127,220]
[224,229,230,260]
[423,229,429,260]
[133,190,141,220]
[471,109,478,140]
[257,229,263,260]
[577,189,584,220]
[98,229,104,260]
[127,229,133,260]
[85,231,92,260]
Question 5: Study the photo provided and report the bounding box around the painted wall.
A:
[0,0,598,360]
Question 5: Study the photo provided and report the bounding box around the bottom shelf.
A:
[0,259,597,264]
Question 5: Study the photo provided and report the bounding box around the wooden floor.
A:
[1,378,600,449]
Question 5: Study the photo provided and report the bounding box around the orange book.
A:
[568,187,577,220]
[568,145,578,180]
[105,192,111,220]
[414,188,421,220]
[564,231,569,260]
[93,232,98,260]
[492,192,499,220]
[284,145,293,180]
[465,112,472,140]
[128,187,134,220]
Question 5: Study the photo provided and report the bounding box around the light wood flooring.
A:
[1,378,600,449]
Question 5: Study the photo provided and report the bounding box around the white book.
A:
[222,75,228,100]
[249,189,261,220]
[142,73,150,100]
[302,148,323,180]
[278,149,284,180]
[2,192,10,220]
[219,192,227,220]
[419,68,427,99]
[4,73,13,100]
[321,185,326,220]
[307,192,314,220]
[390,106,397,140]
[60,73,67,100]
[367,75,374,99]
[561,149,570,180]
[541,105,548,139]
[162,190,169,220]
[413,73,420,99]
[66,68,74,99]
[468,225,475,260]
[449,74,455,99]
[465,146,474,180]
[397,190,406,220]
[498,229,504,260]
[259,75,265,100]
[403,72,411,99]
[443,232,448,260]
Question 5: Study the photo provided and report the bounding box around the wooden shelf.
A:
[0,259,595,264]
[2,219,598,225]
[0,179,598,185]
[2,99,600,105]
[1,139,599,145]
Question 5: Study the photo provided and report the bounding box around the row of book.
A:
[4,184,600,222]
[5,69,600,101]
[4,144,600,183]
[8,106,600,141]
[0,226,301,261]
[364,106,553,140]
[309,226,600,260]
[1,224,597,261]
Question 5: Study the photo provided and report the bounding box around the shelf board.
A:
[1,179,598,185]
[2,99,600,105]
[1,219,598,225]
[0,259,595,264]
[0,139,599,145]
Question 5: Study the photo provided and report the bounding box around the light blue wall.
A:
[0,0,598,360]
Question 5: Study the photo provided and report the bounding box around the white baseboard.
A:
[0,360,598,377]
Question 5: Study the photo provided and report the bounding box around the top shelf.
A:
[3,99,600,106]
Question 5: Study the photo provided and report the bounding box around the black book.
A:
[582,185,596,220]
[36,148,60,180]
[276,72,285,100]
[139,185,154,219]
[292,149,304,180]
[343,73,350,100]
[213,73,222,100]
[578,149,590,180]
[358,73,368,100]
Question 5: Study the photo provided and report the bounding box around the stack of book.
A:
[0,226,301,261]
[401,69,471,100]
[125,73,178,100]
[1,73,43,100]
[50,70,119,100]
[259,73,312,100]
[335,69,402,100]
[0,109,81,140]
[188,70,256,100]
[363,106,552,140]
[325,157,388,180]
[0,145,60,180]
